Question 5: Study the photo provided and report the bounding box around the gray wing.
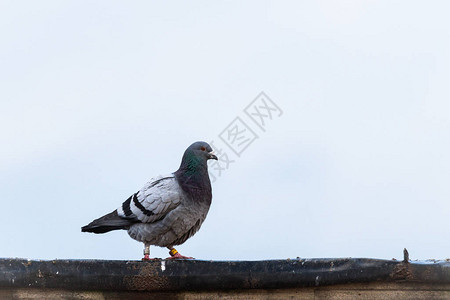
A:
[116,174,182,224]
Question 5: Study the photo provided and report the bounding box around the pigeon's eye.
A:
[200,146,206,151]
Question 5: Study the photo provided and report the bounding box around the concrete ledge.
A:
[1,258,449,291]
[1,258,450,299]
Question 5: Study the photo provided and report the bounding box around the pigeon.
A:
[81,141,218,260]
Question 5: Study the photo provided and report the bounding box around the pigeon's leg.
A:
[166,246,194,260]
[142,244,151,261]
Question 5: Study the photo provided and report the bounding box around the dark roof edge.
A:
[0,258,449,292]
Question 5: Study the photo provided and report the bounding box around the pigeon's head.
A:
[176,141,217,193]
[186,141,218,161]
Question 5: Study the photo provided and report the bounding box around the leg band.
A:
[169,248,178,256]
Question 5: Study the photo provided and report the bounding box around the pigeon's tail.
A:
[81,210,135,234]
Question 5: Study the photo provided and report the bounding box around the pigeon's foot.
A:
[142,254,151,261]
[141,244,159,261]
[141,255,159,261]
[166,248,194,260]
[166,253,194,260]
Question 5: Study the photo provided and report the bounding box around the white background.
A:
[1,1,449,261]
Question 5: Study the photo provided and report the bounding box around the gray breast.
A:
[126,187,211,247]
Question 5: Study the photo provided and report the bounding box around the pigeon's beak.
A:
[208,151,218,160]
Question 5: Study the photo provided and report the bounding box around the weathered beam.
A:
[0,258,449,292]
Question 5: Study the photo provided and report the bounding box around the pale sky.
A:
[1,1,449,261]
